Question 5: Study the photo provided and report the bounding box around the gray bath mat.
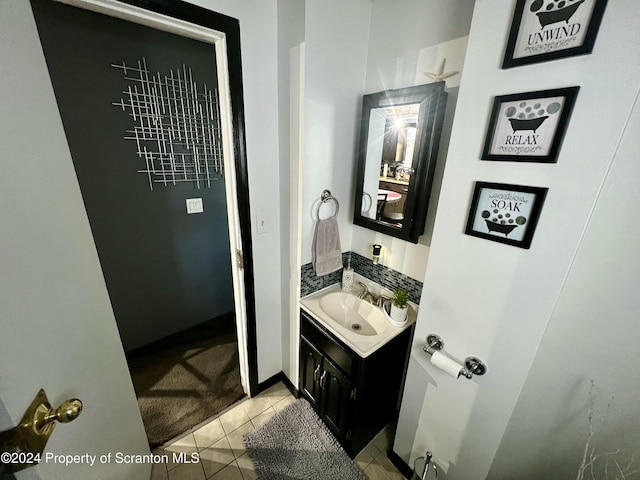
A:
[243,398,366,480]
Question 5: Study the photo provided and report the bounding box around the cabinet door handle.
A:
[319,371,327,388]
[313,365,321,382]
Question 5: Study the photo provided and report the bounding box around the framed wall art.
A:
[481,87,579,163]
[503,0,608,69]
[465,182,548,249]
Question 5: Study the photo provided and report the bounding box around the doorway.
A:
[29,0,258,447]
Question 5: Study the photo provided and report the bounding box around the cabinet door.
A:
[299,337,323,409]
[319,356,352,441]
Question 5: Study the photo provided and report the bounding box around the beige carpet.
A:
[126,313,245,448]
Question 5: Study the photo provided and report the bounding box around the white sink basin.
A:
[300,281,416,358]
[318,292,389,337]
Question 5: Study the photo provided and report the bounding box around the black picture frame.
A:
[481,87,579,163]
[503,0,608,69]
[465,182,548,249]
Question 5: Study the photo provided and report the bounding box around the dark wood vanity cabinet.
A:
[300,337,352,438]
[299,310,413,457]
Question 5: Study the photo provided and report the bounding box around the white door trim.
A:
[56,0,250,394]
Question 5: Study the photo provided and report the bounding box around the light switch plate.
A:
[186,198,204,214]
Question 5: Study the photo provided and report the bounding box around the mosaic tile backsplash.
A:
[300,251,423,304]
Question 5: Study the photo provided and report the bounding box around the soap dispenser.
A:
[342,254,354,292]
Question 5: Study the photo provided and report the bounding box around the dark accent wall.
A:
[31,0,234,351]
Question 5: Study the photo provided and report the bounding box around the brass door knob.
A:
[0,389,83,473]
[34,398,83,434]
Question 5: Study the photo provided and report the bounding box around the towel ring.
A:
[317,189,339,219]
[361,192,372,215]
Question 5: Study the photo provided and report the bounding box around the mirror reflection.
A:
[361,103,420,228]
[353,82,447,243]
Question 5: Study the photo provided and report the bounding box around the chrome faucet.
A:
[358,282,375,303]
[357,282,389,307]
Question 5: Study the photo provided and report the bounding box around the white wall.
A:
[185,0,284,383]
[189,0,370,386]
[283,0,371,386]
[286,41,304,385]
[363,0,474,93]
[299,0,371,265]
[0,2,149,478]
[350,0,474,282]
[488,91,640,478]
[276,0,305,381]
[394,2,640,479]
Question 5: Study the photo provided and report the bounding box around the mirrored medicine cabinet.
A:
[353,82,447,243]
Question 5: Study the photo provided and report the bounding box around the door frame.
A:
[58,0,259,395]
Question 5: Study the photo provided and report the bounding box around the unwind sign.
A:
[512,0,597,58]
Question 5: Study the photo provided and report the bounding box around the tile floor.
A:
[355,424,408,480]
[150,382,406,480]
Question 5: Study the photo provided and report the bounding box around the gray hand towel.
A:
[312,216,342,276]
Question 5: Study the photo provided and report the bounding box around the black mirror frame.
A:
[353,82,447,243]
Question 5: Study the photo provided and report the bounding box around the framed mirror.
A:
[353,83,447,243]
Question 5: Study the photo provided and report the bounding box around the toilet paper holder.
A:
[423,334,487,379]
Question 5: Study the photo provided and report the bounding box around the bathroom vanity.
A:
[299,284,415,457]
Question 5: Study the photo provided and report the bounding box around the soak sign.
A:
[471,188,537,242]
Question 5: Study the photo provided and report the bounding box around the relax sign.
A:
[490,96,564,157]
[482,87,579,163]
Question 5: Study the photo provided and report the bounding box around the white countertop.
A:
[299,277,417,358]
[379,176,410,186]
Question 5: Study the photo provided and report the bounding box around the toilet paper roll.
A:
[430,351,463,378]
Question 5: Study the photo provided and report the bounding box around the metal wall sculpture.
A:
[112,58,223,190]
